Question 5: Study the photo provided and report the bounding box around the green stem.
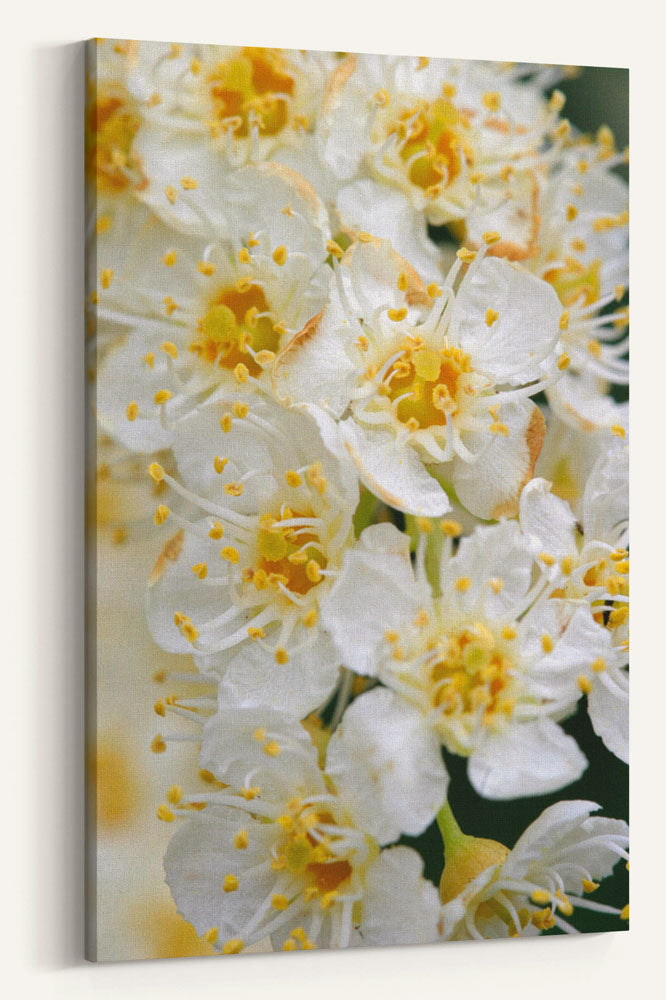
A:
[352,486,379,537]
[436,799,466,851]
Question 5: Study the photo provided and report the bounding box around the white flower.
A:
[519,442,629,761]
[535,412,627,522]
[537,138,628,432]
[163,706,441,953]
[318,55,561,230]
[466,131,629,432]
[333,178,446,283]
[274,237,561,519]
[439,800,628,940]
[145,390,358,718]
[321,520,620,800]
[96,163,330,455]
[122,42,334,220]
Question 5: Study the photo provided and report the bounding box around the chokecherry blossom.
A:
[274,237,562,519]
[162,706,441,953]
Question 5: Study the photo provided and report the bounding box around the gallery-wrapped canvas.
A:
[85,38,629,962]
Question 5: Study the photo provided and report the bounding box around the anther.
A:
[148,462,165,483]
[223,874,239,893]
[222,938,244,954]
[482,91,501,111]
[440,519,462,537]
[541,634,554,653]
[126,401,139,421]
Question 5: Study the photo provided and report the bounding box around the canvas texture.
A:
[85,38,629,962]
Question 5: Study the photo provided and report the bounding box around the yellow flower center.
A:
[383,342,473,428]
[86,85,142,193]
[193,284,279,376]
[428,623,516,728]
[207,47,295,137]
[274,803,358,903]
[250,507,328,599]
[388,98,473,192]
[544,258,601,309]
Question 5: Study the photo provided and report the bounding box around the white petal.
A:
[452,257,561,385]
[200,706,324,800]
[582,441,629,546]
[519,477,578,563]
[320,524,425,675]
[360,847,441,946]
[339,420,451,516]
[440,520,534,618]
[588,669,629,763]
[217,632,341,720]
[468,717,588,799]
[547,370,627,433]
[164,810,278,944]
[326,687,448,844]
[452,399,546,519]
[273,302,359,418]
[337,179,442,282]
[147,527,235,654]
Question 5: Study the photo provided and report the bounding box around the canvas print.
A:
[85,38,629,962]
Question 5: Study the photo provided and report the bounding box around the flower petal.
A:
[360,846,441,946]
[320,523,424,675]
[339,419,451,516]
[452,257,561,385]
[452,399,545,519]
[326,687,448,843]
[468,717,588,799]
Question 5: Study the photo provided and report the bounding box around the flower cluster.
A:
[89,39,629,957]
